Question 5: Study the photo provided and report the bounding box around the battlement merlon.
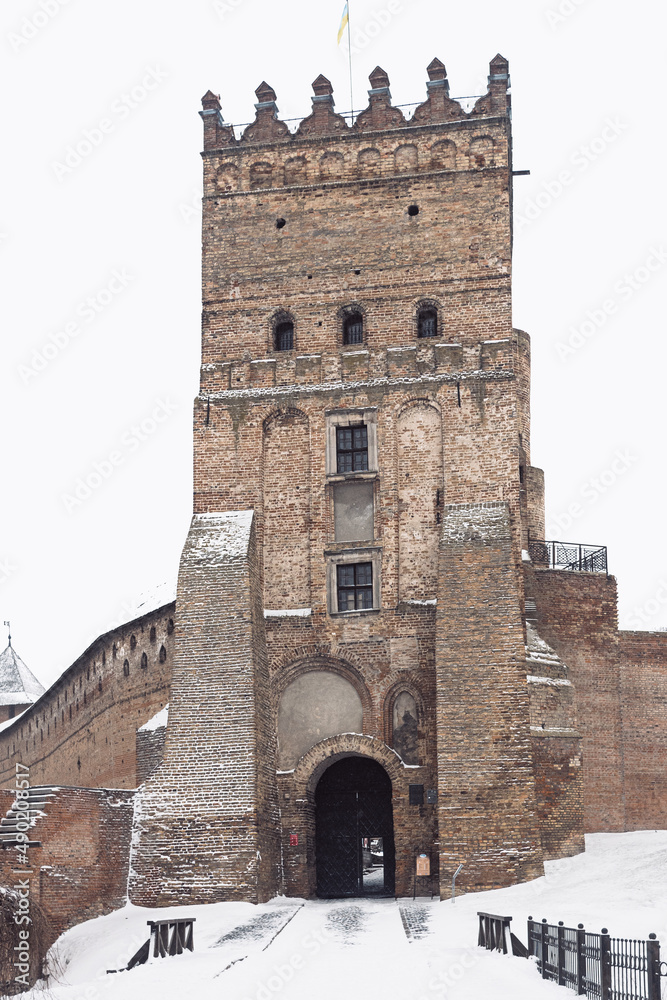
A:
[199,55,511,154]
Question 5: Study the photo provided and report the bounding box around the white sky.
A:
[1,0,665,689]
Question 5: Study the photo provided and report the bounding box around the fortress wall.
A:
[526,568,625,832]
[0,605,174,791]
[618,630,667,830]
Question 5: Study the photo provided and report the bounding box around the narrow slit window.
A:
[336,424,368,473]
[343,313,364,345]
[337,562,373,611]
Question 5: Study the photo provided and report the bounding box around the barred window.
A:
[274,320,294,351]
[336,424,368,473]
[418,307,438,338]
[343,312,364,345]
[337,562,373,611]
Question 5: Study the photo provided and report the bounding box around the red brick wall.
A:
[435,502,544,893]
[0,786,134,942]
[618,630,667,829]
[526,568,625,832]
[0,606,173,791]
[129,512,281,906]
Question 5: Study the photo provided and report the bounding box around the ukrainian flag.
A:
[337,2,349,44]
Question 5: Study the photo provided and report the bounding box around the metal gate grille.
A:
[315,757,395,898]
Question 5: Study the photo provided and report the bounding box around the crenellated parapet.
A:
[200,55,511,153]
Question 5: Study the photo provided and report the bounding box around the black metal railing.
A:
[528,540,608,575]
[478,912,513,954]
[526,917,662,1000]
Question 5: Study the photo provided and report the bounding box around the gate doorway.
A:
[315,756,395,898]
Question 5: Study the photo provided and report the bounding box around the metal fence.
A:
[527,918,663,1000]
[528,540,608,575]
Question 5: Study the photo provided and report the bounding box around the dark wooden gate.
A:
[315,757,395,898]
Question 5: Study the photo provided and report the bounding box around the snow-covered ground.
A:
[15,832,667,1000]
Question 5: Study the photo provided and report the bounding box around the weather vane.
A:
[3,620,10,647]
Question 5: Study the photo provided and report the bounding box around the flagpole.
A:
[346,3,354,123]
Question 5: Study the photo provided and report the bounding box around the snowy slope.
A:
[14,831,667,1000]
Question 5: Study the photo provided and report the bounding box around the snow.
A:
[190,511,254,559]
[138,704,169,732]
[264,609,312,618]
[15,832,667,1000]
[0,644,45,704]
[526,675,572,687]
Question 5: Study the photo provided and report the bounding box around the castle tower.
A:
[0,639,45,724]
[131,56,582,904]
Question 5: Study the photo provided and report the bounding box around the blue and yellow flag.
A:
[337,2,349,44]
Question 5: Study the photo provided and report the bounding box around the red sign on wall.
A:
[290,834,298,846]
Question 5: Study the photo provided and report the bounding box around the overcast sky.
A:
[1,0,665,689]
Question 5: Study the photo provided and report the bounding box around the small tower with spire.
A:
[0,625,45,723]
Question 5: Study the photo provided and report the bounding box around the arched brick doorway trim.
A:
[279,734,414,898]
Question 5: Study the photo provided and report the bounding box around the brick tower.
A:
[130,55,583,905]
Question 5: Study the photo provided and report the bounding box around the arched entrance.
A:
[315,756,395,898]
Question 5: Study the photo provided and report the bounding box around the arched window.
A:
[274,319,294,351]
[167,618,174,635]
[140,652,148,669]
[343,311,364,345]
[417,305,438,338]
[123,659,130,677]
[149,626,156,643]
[159,644,167,664]
[130,634,137,651]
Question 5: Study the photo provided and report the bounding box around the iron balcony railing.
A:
[528,540,608,575]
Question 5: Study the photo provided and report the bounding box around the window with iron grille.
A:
[336,424,368,473]
[337,562,373,611]
[343,313,364,345]
[417,308,438,338]
[274,320,294,351]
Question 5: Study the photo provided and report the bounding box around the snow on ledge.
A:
[264,608,312,618]
[138,704,169,732]
[402,599,437,606]
[527,675,572,687]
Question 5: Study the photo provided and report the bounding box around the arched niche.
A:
[391,691,419,764]
[397,401,443,600]
[277,670,363,769]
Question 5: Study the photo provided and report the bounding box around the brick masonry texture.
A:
[0,786,134,946]
[2,56,667,927]
[0,605,174,790]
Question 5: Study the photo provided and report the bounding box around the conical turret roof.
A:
[0,644,45,706]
